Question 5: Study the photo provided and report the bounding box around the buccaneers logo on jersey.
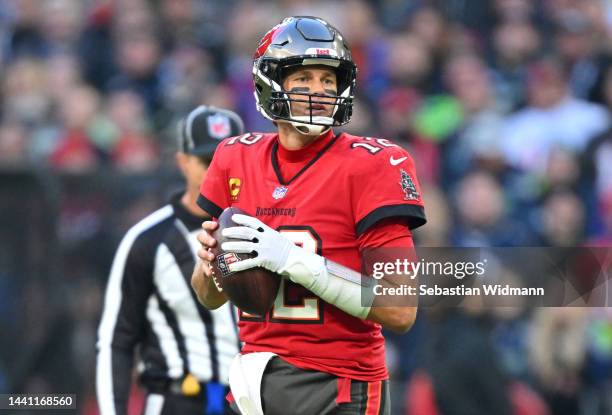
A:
[399,169,419,201]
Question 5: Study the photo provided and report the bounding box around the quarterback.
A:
[192,16,426,415]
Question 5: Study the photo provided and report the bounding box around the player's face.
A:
[282,66,337,118]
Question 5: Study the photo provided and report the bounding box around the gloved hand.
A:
[221,214,296,274]
[221,214,371,319]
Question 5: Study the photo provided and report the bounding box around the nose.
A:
[310,79,327,95]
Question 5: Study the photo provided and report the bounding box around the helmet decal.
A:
[254,24,282,59]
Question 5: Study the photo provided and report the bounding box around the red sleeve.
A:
[358,218,414,250]
[197,143,230,218]
[358,218,418,283]
[350,144,426,236]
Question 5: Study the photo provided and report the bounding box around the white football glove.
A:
[221,214,372,319]
[220,214,295,275]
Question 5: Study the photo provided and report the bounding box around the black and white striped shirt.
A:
[96,193,239,415]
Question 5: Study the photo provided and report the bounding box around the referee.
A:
[96,106,244,415]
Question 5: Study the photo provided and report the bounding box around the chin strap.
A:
[281,117,331,136]
[289,122,329,136]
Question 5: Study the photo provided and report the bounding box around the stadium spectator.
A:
[439,52,506,189]
[553,11,597,96]
[38,0,84,56]
[530,308,588,415]
[50,85,104,172]
[501,57,610,173]
[2,58,50,125]
[377,32,431,144]
[0,121,28,165]
[582,59,612,238]
[105,90,159,172]
[538,190,586,246]
[489,19,541,111]
[4,0,47,60]
[451,170,534,247]
[106,3,164,116]
[421,308,513,415]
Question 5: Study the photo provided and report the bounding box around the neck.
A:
[181,188,206,217]
[277,122,321,150]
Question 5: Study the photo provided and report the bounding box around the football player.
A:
[191,16,426,415]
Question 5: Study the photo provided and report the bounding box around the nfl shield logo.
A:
[207,114,231,140]
[217,252,240,277]
[272,186,288,199]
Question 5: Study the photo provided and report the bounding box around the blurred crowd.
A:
[1,0,612,414]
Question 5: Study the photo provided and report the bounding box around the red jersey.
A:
[198,130,425,381]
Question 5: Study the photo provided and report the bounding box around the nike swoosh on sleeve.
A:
[389,156,408,166]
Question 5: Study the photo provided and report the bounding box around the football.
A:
[210,207,280,316]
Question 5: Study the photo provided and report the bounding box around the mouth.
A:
[307,103,330,116]
[311,110,329,118]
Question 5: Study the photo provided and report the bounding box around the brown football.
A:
[210,207,280,316]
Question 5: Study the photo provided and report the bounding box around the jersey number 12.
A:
[241,226,323,324]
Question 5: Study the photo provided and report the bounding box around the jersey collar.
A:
[276,129,336,163]
[271,130,340,185]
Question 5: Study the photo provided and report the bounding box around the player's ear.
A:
[176,152,188,176]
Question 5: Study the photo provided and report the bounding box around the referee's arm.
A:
[96,231,154,415]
